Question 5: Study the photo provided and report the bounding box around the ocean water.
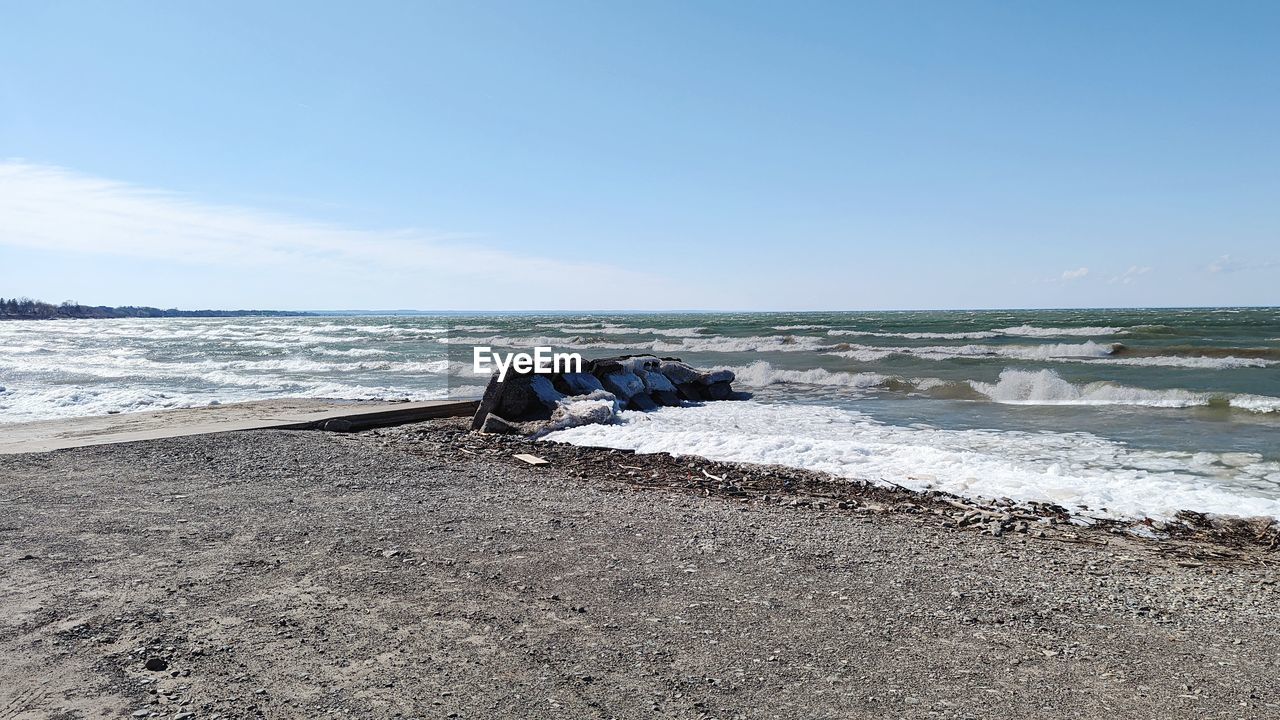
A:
[1,309,1278,520]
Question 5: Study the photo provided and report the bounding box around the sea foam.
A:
[543,401,1280,521]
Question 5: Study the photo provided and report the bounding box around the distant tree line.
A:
[0,297,312,320]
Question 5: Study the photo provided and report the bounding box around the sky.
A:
[1,0,1277,311]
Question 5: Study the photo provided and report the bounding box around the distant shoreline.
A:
[0,297,313,321]
[0,312,312,321]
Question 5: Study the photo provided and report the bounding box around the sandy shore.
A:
[1,419,1277,719]
[0,399,476,454]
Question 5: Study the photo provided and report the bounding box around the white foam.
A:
[825,347,899,362]
[316,348,393,357]
[829,329,1002,340]
[721,361,895,390]
[1096,356,1275,369]
[1230,394,1280,413]
[827,341,1118,362]
[825,326,1124,339]
[970,369,1210,408]
[543,401,1280,521]
[565,326,706,337]
[825,340,1273,369]
[996,341,1120,360]
[996,325,1125,337]
[535,321,626,328]
[448,333,829,354]
[0,380,449,424]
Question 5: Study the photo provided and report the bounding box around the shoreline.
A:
[1,420,1277,717]
[429,418,1280,561]
[2,402,1277,550]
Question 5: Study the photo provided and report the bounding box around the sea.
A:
[2,308,1278,521]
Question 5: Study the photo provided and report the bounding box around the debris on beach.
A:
[470,355,746,435]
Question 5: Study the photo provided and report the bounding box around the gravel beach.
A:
[1,420,1277,719]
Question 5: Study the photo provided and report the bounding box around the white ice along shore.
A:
[472,346,582,382]
[542,401,1280,523]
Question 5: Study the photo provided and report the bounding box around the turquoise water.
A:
[2,308,1277,518]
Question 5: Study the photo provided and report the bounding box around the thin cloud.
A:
[1109,265,1151,285]
[0,161,688,308]
[1060,267,1089,281]
[1205,254,1277,275]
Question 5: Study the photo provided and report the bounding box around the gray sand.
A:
[0,421,1276,719]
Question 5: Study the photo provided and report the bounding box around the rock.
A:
[144,657,169,671]
[656,360,701,385]
[470,374,506,430]
[618,355,663,375]
[558,372,604,395]
[640,369,676,393]
[651,390,680,406]
[495,377,534,418]
[624,391,658,411]
[639,369,680,406]
[704,381,733,401]
[541,391,619,434]
[131,711,150,718]
[598,371,646,402]
[703,369,736,385]
[496,375,565,420]
[471,354,735,429]
[585,357,627,377]
[527,375,565,408]
[675,382,705,401]
[480,413,521,434]
[381,549,401,558]
[321,418,353,433]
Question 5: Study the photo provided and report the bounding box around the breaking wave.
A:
[995,325,1125,337]
[827,325,1125,340]
[970,369,1210,408]
[828,329,1003,340]
[827,340,1120,362]
[715,363,1280,415]
[721,361,897,390]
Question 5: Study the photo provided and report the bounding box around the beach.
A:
[2,418,1277,719]
[4,310,1278,524]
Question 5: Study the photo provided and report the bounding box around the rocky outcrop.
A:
[470,355,745,434]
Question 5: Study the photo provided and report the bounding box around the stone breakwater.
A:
[469,355,744,435]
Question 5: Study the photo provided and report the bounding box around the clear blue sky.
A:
[1,0,1277,310]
